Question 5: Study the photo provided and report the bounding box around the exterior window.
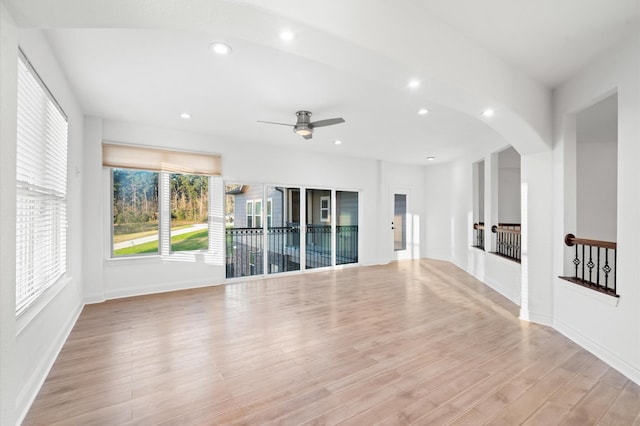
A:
[112,169,159,256]
[267,198,273,228]
[320,196,330,222]
[254,200,263,228]
[246,201,253,228]
[170,174,208,252]
[16,52,68,314]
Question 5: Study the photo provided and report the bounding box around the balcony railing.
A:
[473,222,485,250]
[491,223,521,263]
[560,233,618,297]
[226,225,358,278]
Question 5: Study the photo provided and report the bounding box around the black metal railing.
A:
[560,233,618,297]
[473,222,485,250]
[306,224,332,269]
[267,225,301,274]
[491,224,521,263]
[226,227,263,278]
[337,225,358,265]
[226,225,359,276]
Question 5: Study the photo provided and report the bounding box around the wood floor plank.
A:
[22,259,640,426]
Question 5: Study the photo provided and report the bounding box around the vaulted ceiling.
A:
[6,0,639,164]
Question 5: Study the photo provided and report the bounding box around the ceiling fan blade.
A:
[257,120,294,127]
[309,118,345,128]
[303,133,313,140]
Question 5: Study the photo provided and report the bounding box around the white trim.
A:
[103,278,222,300]
[554,318,640,386]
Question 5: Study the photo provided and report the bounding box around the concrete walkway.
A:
[114,223,208,250]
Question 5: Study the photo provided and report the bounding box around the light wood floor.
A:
[25,259,640,425]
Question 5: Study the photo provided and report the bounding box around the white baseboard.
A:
[104,278,222,301]
[84,294,105,304]
[15,301,84,426]
[554,318,640,386]
[522,310,553,327]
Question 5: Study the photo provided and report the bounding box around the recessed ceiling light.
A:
[280,30,295,41]
[209,42,232,55]
[418,108,429,115]
[180,112,191,119]
[334,140,342,145]
[426,156,435,161]
[482,108,495,117]
[408,79,420,89]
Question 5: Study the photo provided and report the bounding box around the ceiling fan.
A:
[258,111,345,140]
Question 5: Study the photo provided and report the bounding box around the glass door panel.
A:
[225,183,264,278]
[266,186,301,274]
[394,193,407,251]
[305,188,332,269]
[336,191,358,265]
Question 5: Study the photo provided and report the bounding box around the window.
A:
[267,198,273,228]
[170,173,208,252]
[16,51,68,314]
[244,198,268,228]
[254,200,263,228]
[103,143,221,257]
[112,169,159,256]
[246,201,254,228]
[320,196,330,222]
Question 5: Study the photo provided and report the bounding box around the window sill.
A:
[17,275,71,336]
[106,251,209,264]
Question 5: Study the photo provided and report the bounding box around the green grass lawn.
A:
[114,229,208,256]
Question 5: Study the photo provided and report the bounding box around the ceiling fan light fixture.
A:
[294,126,312,136]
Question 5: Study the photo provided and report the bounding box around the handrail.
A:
[561,233,617,297]
[491,224,521,262]
[498,222,521,228]
[473,223,485,230]
[491,225,521,235]
[564,233,616,250]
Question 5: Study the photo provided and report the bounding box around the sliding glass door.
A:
[225,183,359,278]
[305,189,332,269]
[266,186,301,274]
[225,183,264,278]
[336,191,358,265]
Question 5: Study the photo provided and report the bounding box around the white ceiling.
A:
[6,0,638,165]
[413,0,640,87]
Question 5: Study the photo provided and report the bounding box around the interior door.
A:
[392,189,411,260]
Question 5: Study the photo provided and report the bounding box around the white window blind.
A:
[16,51,68,314]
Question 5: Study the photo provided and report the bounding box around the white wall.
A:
[0,5,19,424]
[553,31,640,384]
[424,163,453,261]
[426,139,527,307]
[498,146,521,224]
[0,21,85,425]
[576,94,618,242]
